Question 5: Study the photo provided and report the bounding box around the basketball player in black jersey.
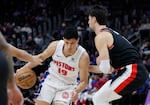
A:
[0,32,24,105]
[87,5,149,105]
[0,50,9,105]
[0,31,42,105]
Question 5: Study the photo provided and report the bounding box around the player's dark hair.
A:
[87,5,108,25]
[63,27,79,40]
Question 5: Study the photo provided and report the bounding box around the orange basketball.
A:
[15,68,37,89]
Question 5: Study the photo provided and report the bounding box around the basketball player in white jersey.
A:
[21,27,90,105]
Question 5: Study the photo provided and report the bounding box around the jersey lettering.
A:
[58,68,67,76]
[54,60,75,76]
[53,60,75,71]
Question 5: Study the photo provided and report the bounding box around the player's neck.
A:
[95,25,107,35]
[63,46,78,57]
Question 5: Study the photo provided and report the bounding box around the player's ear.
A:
[93,16,97,23]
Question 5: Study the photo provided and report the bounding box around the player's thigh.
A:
[35,83,56,104]
[35,100,49,105]
[54,88,74,105]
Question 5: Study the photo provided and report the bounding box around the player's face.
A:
[88,15,95,31]
[63,38,79,54]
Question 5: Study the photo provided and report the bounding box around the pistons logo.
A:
[62,92,69,99]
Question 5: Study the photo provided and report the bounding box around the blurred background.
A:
[0,0,150,105]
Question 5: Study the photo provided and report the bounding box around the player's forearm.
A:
[8,44,33,62]
[21,54,44,69]
[20,62,37,70]
[89,65,102,73]
[74,81,87,93]
[89,65,114,74]
[15,50,34,62]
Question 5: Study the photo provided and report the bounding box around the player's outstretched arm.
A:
[8,44,42,65]
[0,32,15,88]
[19,41,58,69]
[0,32,24,105]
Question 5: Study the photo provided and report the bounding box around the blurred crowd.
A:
[0,0,150,105]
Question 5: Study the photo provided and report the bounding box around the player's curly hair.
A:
[87,5,108,25]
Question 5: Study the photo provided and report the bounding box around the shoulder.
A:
[95,31,113,48]
[45,40,60,54]
[95,31,112,41]
[48,40,59,48]
[80,51,90,63]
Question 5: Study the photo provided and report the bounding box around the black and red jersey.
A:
[101,28,141,68]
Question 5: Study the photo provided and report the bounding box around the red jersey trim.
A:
[114,64,137,93]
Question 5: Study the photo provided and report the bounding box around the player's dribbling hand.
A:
[7,85,24,105]
[70,90,78,102]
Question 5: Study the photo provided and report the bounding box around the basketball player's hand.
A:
[70,90,78,102]
[7,85,24,105]
[32,55,42,65]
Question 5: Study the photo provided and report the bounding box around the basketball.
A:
[15,68,37,89]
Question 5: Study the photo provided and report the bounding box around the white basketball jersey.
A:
[48,40,85,85]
